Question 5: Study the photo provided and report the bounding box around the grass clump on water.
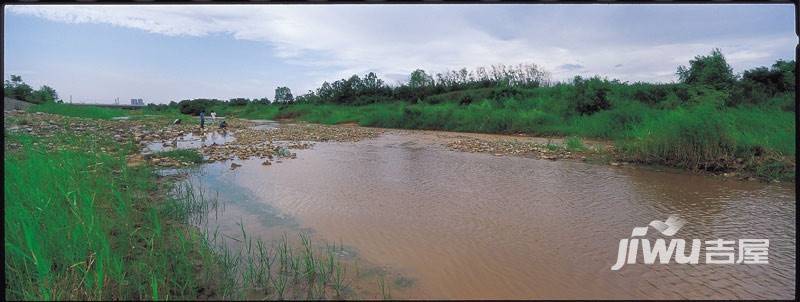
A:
[155,149,205,164]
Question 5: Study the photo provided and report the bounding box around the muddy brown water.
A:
[187,129,795,299]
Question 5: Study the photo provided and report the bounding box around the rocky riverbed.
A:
[5,110,788,182]
[2,111,606,167]
[4,111,385,168]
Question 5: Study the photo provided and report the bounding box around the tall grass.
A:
[228,88,793,179]
[28,102,129,120]
[5,133,169,300]
[620,102,736,170]
[4,128,367,300]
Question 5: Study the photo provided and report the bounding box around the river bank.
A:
[2,111,391,300]
[5,110,796,299]
[184,122,796,299]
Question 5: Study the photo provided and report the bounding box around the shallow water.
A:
[190,131,796,299]
[145,130,235,152]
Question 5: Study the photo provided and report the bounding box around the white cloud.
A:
[7,4,796,92]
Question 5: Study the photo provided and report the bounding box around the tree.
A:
[676,48,735,90]
[408,69,434,88]
[228,98,250,106]
[4,75,34,102]
[30,85,58,103]
[362,72,384,92]
[274,86,294,103]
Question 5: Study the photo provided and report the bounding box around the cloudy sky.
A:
[3,4,796,104]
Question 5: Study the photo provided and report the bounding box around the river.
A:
[184,124,796,299]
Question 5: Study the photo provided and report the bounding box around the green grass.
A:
[565,136,587,152]
[4,128,364,300]
[221,87,794,180]
[154,149,204,164]
[28,102,129,120]
[4,132,197,300]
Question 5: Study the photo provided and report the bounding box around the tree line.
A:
[4,75,59,104]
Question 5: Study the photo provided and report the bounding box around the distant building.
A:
[130,98,144,106]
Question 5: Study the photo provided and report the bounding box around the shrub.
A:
[570,76,613,115]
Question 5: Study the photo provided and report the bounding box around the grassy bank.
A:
[27,102,129,120]
[4,131,208,300]
[173,99,794,182]
[210,95,794,181]
[4,117,366,300]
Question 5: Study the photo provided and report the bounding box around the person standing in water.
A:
[199,110,206,129]
[210,111,217,124]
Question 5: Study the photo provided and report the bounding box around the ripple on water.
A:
[190,132,796,299]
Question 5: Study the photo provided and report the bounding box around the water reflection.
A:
[145,130,235,152]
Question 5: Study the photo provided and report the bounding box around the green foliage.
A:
[28,102,127,119]
[568,76,614,115]
[30,85,59,103]
[408,69,435,88]
[3,134,207,300]
[177,99,225,115]
[676,48,736,90]
[565,136,587,152]
[274,86,294,103]
[228,98,250,106]
[4,75,58,104]
[621,102,737,170]
[729,59,796,107]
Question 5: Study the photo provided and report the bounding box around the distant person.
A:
[199,110,205,129]
[219,120,227,129]
[210,111,217,123]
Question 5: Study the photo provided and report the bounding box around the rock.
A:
[126,154,146,167]
[230,162,242,170]
[610,162,620,166]
[262,160,271,166]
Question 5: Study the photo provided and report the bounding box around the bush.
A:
[570,76,613,115]
[178,99,225,115]
[228,98,250,106]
